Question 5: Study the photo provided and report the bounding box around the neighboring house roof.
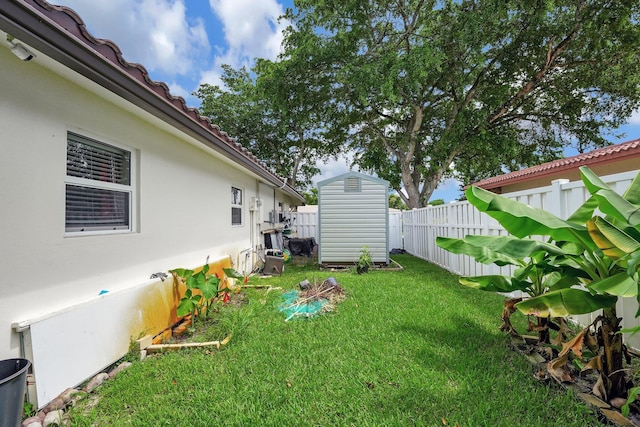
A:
[472,138,640,191]
[0,0,304,203]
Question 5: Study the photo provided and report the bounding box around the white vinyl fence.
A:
[402,170,640,348]
[291,211,318,239]
[388,211,403,250]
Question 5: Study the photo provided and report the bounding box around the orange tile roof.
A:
[472,138,640,190]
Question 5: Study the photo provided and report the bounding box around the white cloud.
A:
[166,81,190,100]
[629,108,640,125]
[58,0,210,77]
[201,0,289,88]
[209,0,287,63]
[199,68,225,88]
[313,154,356,187]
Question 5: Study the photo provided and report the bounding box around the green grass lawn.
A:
[68,254,604,426]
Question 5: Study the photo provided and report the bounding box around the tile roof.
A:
[472,138,640,190]
[0,0,304,202]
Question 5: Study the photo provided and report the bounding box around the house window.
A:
[231,186,243,226]
[65,132,133,234]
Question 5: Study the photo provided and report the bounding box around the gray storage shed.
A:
[318,171,389,266]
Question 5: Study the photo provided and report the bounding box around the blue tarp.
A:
[278,290,328,321]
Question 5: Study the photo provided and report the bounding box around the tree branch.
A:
[487,6,585,125]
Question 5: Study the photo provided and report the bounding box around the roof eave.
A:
[473,140,640,191]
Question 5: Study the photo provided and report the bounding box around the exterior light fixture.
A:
[6,35,36,61]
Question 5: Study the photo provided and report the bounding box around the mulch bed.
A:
[511,334,640,426]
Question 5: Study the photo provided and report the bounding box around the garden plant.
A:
[170,258,225,320]
[437,166,640,411]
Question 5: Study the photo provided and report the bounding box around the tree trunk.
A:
[600,307,627,398]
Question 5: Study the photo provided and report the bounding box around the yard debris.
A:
[299,279,311,290]
[145,336,231,354]
[278,277,345,321]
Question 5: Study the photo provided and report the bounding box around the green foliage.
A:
[23,401,35,419]
[170,259,222,320]
[389,193,408,210]
[356,246,373,273]
[282,1,640,208]
[428,199,445,206]
[437,168,640,317]
[302,188,318,205]
[194,61,342,190]
[623,386,640,417]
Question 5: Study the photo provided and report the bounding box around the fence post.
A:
[447,202,459,274]
[549,179,570,219]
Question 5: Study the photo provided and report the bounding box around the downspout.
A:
[253,179,260,250]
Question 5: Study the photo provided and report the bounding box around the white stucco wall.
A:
[0,44,294,367]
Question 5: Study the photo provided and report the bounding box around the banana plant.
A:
[437,167,640,401]
[436,233,615,343]
[437,184,616,341]
[575,167,640,402]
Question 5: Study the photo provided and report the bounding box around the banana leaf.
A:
[515,289,617,318]
[580,167,640,226]
[623,172,640,205]
[465,186,591,245]
[435,235,571,266]
[587,216,640,259]
[459,275,530,293]
[464,235,576,257]
[435,237,520,266]
[589,272,638,297]
[544,271,581,292]
[566,196,599,225]
[512,265,581,295]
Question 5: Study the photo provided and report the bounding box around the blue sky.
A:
[54,0,640,202]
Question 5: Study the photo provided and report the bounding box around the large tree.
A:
[281,0,640,208]
[195,60,339,190]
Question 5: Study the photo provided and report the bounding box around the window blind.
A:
[65,133,132,233]
[65,185,130,232]
[67,133,130,185]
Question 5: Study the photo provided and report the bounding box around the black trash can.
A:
[0,358,31,427]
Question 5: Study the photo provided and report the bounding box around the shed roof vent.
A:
[345,176,361,192]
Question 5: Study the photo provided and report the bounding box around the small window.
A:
[345,177,361,192]
[231,186,243,226]
[65,132,133,233]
